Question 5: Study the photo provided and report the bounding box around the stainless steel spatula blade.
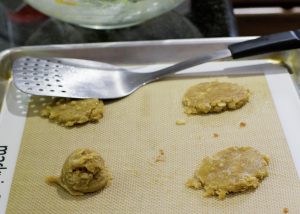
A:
[12,56,141,99]
[12,30,300,99]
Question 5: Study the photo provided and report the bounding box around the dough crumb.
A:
[187,146,269,199]
[240,122,246,128]
[283,207,289,213]
[176,119,186,125]
[182,81,250,114]
[155,149,166,163]
[46,148,112,196]
[41,98,104,127]
[213,133,219,138]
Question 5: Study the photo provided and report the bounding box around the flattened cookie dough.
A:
[186,146,269,199]
[41,98,104,126]
[182,81,250,114]
[46,148,112,196]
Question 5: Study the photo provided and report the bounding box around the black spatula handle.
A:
[228,30,300,59]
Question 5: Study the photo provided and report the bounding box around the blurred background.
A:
[0,0,300,50]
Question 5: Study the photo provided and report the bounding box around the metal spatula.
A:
[12,30,300,99]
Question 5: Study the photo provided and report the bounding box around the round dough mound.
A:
[47,148,112,196]
[186,147,269,199]
[182,81,250,114]
[41,98,104,126]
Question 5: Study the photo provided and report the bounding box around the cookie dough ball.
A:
[41,98,104,126]
[182,81,250,114]
[186,146,269,199]
[46,148,112,196]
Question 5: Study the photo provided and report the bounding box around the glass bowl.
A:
[25,0,185,29]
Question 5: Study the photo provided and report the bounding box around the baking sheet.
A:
[1,61,300,213]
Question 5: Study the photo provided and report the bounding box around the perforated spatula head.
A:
[12,56,149,99]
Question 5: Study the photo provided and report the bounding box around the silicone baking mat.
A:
[5,73,300,213]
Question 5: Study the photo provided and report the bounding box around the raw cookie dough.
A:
[182,81,250,114]
[186,146,269,199]
[46,148,112,196]
[41,98,104,126]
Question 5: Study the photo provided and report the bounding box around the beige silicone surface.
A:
[6,75,300,213]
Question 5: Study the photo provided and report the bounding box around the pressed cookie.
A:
[186,146,269,199]
[41,98,104,126]
[182,81,250,114]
